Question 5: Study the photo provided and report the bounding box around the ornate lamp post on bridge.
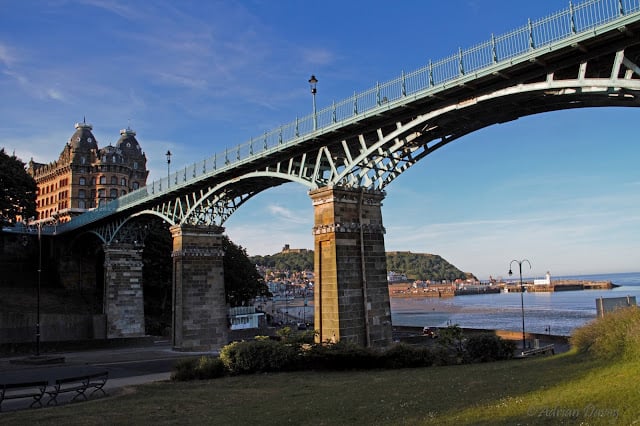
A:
[166,150,172,188]
[309,75,318,131]
[509,259,531,351]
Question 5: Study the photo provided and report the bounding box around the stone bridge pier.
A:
[170,224,228,351]
[310,186,392,348]
[103,242,145,338]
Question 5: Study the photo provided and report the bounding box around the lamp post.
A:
[36,221,42,357]
[165,150,172,188]
[25,218,42,357]
[309,75,318,130]
[509,259,531,351]
[285,282,289,324]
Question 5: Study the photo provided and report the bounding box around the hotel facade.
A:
[27,121,149,223]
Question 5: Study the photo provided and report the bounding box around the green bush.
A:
[171,356,228,381]
[196,356,227,379]
[379,343,434,369]
[465,334,515,363]
[571,305,640,360]
[220,339,299,374]
[171,358,198,381]
[302,341,380,370]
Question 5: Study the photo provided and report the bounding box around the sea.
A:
[390,272,640,336]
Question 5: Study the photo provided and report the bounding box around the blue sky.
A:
[1,1,638,280]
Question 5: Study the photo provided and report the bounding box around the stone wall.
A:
[0,313,105,342]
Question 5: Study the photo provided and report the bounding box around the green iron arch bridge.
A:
[7,0,640,350]
[33,0,640,241]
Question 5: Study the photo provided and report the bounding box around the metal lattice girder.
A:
[51,34,640,239]
[85,216,150,244]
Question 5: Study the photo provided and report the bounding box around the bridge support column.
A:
[310,186,392,348]
[103,243,145,338]
[170,224,228,351]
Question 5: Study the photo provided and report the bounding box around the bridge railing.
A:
[56,0,640,234]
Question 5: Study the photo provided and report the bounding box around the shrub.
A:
[195,356,227,379]
[219,339,299,374]
[465,334,515,363]
[379,343,434,369]
[171,356,228,381]
[171,358,198,381]
[571,305,640,360]
[302,341,380,370]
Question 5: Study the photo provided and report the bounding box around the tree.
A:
[142,226,271,333]
[0,148,37,225]
[141,219,173,335]
[223,236,270,306]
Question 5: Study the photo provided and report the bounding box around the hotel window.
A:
[98,189,105,198]
[111,176,117,185]
[110,189,118,198]
[78,189,86,198]
[133,162,138,170]
[79,200,86,209]
[132,181,139,190]
[100,176,106,185]
[121,177,126,186]
[79,177,86,185]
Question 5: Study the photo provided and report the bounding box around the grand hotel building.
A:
[27,121,149,223]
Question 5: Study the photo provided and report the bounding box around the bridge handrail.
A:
[54,0,639,233]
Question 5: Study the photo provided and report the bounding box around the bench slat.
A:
[46,371,108,406]
[0,381,48,412]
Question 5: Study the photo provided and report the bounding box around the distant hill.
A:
[250,249,314,272]
[250,249,473,282]
[386,251,471,282]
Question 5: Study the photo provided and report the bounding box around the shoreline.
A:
[388,279,616,298]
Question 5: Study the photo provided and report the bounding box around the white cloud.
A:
[0,42,16,67]
[267,204,308,224]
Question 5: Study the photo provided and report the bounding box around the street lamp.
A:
[285,282,289,325]
[24,218,42,357]
[509,259,531,351]
[165,150,172,188]
[309,75,318,130]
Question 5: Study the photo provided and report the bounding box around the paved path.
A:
[0,341,212,413]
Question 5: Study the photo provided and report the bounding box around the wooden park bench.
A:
[0,380,48,412]
[46,371,108,406]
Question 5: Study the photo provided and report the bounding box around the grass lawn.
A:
[0,350,637,425]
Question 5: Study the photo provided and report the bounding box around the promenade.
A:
[0,341,208,413]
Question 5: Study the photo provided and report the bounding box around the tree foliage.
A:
[0,148,37,225]
[250,250,314,272]
[141,219,173,335]
[250,250,470,282]
[386,251,467,281]
[142,222,269,334]
[223,236,270,306]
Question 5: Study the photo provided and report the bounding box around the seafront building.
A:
[26,121,149,224]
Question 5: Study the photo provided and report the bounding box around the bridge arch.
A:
[30,4,640,351]
[329,52,640,190]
